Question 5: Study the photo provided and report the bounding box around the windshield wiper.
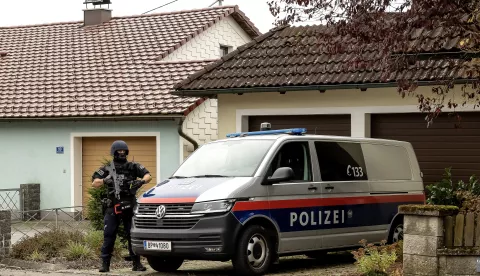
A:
[191,175,230,178]
[169,176,188,179]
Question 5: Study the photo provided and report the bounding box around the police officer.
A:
[91,140,152,273]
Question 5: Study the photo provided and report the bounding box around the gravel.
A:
[0,253,358,276]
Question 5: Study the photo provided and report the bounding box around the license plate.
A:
[143,240,171,251]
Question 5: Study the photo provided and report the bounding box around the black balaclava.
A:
[111,140,129,163]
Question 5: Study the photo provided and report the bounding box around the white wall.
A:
[162,16,251,62]
[216,85,476,139]
[182,99,218,159]
[163,15,254,159]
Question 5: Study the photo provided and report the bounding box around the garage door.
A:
[248,115,351,136]
[371,112,480,186]
[82,136,157,209]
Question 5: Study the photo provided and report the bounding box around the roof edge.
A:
[171,78,476,96]
[0,5,239,29]
[231,5,262,38]
[172,24,289,90]
[0,114,186,121]
[152,59,219,65]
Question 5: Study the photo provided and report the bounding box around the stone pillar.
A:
[0,210,12,258]
[399,205,459,276]
[20,184,40,221]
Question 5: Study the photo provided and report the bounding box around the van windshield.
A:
[172,139,275,178]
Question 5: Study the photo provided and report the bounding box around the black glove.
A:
[103,176,113,185]
[129,180,146,190]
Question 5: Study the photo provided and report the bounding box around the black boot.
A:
[99,259,110,273]
[132,256,147,272]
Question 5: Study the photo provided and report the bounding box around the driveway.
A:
[0,254,357,276]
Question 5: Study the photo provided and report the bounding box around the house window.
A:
[220,45,231,56]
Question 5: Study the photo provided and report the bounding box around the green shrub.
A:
[86,184,107,231]
[63,241,94,261]
[28,250,47,262]
[426,168,480,212]
[11,229,84,260]
[394,240,403,263]
[351,239,398,276]
[426,167,461,206]
[84,229,124,258]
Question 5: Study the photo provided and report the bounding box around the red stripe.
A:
[139,197,197,204]
[232,194,425,212]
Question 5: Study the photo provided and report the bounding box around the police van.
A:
[131,124,425,276]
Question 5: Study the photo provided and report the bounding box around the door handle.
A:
[308,186,317,191]
[325,185,334,190]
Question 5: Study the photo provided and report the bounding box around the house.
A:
[0,4,261,210]
[173,23,478,186]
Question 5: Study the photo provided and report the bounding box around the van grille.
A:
[134,203,201,230]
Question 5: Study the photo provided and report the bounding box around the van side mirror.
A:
[264,167,294,185]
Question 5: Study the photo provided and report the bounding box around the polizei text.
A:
[290,210,346,227]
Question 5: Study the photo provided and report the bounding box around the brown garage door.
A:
[248,115,351,136]
[371,112,480,186]
[82,137,157,210]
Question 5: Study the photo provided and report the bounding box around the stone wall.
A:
[0,210,11,258]
[400,205,480,276]
[20,184,40,220]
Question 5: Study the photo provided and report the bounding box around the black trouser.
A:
[100,206,136,262]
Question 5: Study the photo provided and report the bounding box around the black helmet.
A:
[111,140,129,161]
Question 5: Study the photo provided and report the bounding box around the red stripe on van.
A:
[138,197,197,204]
[232,194,425,212]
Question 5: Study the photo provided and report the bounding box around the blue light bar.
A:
[226,128,307,138]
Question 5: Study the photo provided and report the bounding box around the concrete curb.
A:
[0,258,68,271]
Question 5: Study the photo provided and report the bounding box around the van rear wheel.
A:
[232,225,274,276]
[389,220,404,244]
[146,256,184,272]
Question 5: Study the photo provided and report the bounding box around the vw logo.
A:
[155,205,166,219]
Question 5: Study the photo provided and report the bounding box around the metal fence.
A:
[11,206,91,246]
[0,188,23,221]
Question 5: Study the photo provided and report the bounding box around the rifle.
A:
[104,162,121,200]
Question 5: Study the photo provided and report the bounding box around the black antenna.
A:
[142,0,180,15]
[209,0,224,7]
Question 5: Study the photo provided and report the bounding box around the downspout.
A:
[178,117,199,151]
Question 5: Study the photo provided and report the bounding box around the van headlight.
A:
[191,200,235,214]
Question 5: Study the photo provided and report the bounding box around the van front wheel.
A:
[232,225,274,276]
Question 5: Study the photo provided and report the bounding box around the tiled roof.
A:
[173,23,474,94]
[0,5,260,118]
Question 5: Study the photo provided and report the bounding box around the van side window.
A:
[267,141,312,182]
[314,141,368,181]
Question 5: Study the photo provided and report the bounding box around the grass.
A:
[11,228,130,269]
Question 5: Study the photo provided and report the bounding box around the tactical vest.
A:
[104,161,137,203]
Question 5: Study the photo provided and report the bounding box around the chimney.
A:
[83,0,112,26]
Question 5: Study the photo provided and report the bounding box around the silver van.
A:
[131,125,425,276]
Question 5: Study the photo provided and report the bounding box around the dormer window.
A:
[220,45,232,57]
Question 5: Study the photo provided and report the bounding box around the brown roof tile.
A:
[0,5,260,118]
[173,23,474,94]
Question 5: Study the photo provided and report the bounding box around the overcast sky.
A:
[0,0,277,33]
